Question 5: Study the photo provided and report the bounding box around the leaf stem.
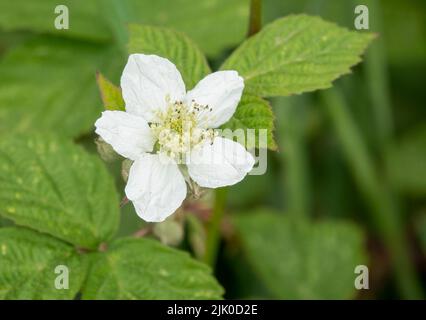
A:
[247,0,262,37]
[321,88,423,299]
[203,187,228,267]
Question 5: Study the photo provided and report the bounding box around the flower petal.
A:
[125,154,187,222]
[95,111,155,160]
[185,70,244,128]
[188,137,255,188]
[121,54,186,122]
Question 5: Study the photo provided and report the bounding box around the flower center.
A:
[150,96,216,161]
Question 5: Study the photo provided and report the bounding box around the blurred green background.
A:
[0,0,425,299]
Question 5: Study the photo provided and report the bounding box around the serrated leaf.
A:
[387,125,426,195]
[222,14,375,97]
[221,95,276,150]
[82,237,223,299]
[233,209,366,299]
[96,72,125,111]
[0,36,122,138]
[0,135,120,249]
[128,24,211,89]
[0,0,112,42]
[0,227,88,299]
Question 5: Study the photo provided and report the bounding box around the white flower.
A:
[95,54,255,222]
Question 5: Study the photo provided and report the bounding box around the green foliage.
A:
[0,135,120,249]
[0,0,112,42]
[119,0,249,56]
[221,94,276,150]
[233,210,366,299]
[387,125,426,195]
[82,237,223,299]
[1,0,420,301]
[0,227,88,299]
[0,0,249,57]
[128,25,211,89]
[222,14,375,97]
[0,227,223,300]
[96,72,125,111]
[0,135,223,299]
[0,36,121,138]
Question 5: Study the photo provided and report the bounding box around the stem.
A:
[203,187,228,267]
[247,0,262,37]
[321,88,423,299]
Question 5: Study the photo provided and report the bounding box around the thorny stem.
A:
[203,0,263,268]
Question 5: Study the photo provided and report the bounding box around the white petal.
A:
[95,111,155,160]
[125,154,187,222]
[185,70,244,128]
[188,137,255,188]
[121,54,186,122]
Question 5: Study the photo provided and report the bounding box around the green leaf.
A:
[0,227,88,299]
[222,14,375,97]
[0,0,112,42]
[96,72,125,111]
[221,94,276,150]
[0,134,120,249]
[0,36,122,138]
[120,0,249,57]
[128,24,211,89]
[387,125,426,195]
[0,0,248,57]
[82,237,223,299]
[233,209,366,299]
